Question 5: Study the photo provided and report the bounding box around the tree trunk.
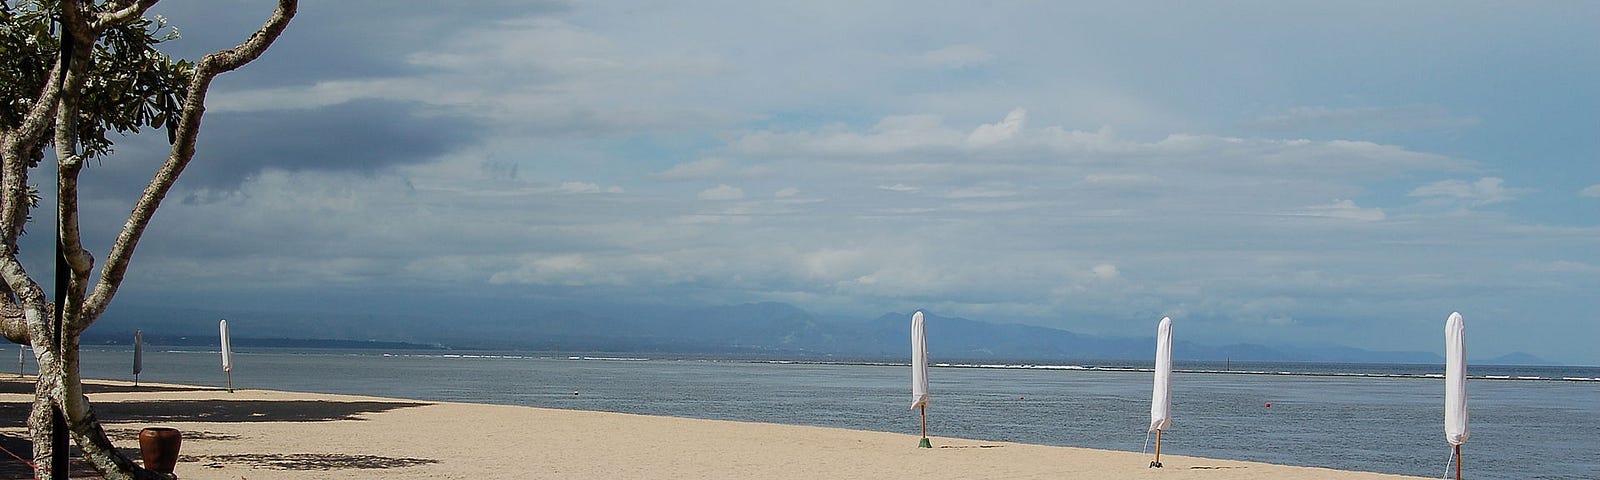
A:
[27,305,169,480]
[0,1,300,478]
[59,334,154,480]
[28,377,57,479]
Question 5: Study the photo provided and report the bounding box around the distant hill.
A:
[83,301,1458,363]
[1481,352,1556,365]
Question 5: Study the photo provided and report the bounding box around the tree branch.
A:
[0,303,25,344]
[0,58,64,252]
[85,0,298,320]
[0,251,50,375]
[0,1,68,354]
[0,272,45,345]
[91,0,161,32]
[57,0,94,44]
[197,0,299,73]
[52,1,98,335]
[57,153,93,335]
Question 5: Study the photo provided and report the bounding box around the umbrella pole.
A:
[1455,445,1461,480]
[226,370,233,393]
[918,405,932,448]
[1150,429,1163,468]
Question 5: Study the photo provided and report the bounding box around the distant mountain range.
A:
[80,301,1555,365]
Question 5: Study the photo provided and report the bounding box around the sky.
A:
[24,1,1599,363]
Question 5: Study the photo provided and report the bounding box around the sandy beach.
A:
[0,378,1428,480]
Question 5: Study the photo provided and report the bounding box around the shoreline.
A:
[0,378,1430,479]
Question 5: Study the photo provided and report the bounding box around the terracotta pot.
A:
[138,427,182,473]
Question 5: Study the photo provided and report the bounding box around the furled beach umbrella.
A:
[17,345,24,377]
[133,330,143,386]
[220,319,233,392]
[1444,312,1468,480]
[911,310,931,448]
[1149,316,1173,468]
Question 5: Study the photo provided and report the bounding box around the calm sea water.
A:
[50,347,1600,479]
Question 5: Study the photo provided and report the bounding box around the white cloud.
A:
[488,253,682,287]
[1234,296,1300,326]
[1581,184,1600,197]
[654,158,733,181]
[1244,105,1480,132]
[1091,264,1121,280]
[209,79,418,112]
[559,182,599,193]
[1301,199,1386,222]
[913,44,995,69]
[801,249,872,282]
[944,188,1018,199]
[698,184,746,201]
[214,16,746,139]
[877,184,920,192]
[731,114,962,156]
[489,254,592,285]
[1408,177,1526,207]
[1082,173,1158,186]
[1520,260,1600,274]
[729,110,1466,184]
[774,187,800,198]
[966,108,1027,147]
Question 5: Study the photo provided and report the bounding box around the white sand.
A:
[1,380,1428,480]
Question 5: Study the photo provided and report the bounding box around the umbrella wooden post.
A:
[1454,445,1462,480]
[226,370,233,393]
[1149,429,1163,468]
[917,405,932,448]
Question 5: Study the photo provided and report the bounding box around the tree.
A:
[0,1,297,478]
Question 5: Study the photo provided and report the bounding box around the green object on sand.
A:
[918,438,932,448]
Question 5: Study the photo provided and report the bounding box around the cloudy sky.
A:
[30,1,1599,363]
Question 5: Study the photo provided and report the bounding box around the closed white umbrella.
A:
[1149,316,1173,468]
[220,319,233,392]
[911,311,931,448]
[133,330,143,386]
[1444,312,1468,479]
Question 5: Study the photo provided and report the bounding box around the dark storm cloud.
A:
[150,0,571,88]
[182,99,481,188]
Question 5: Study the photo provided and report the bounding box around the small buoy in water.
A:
[1019,396,1025,400]
[1265,402,1272,408]
[573,391,579,396]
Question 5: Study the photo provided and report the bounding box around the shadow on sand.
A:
[0,379,435,478]
[0,379,215,396]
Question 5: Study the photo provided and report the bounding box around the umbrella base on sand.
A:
[1149,461,1163,468]
[918,438,932,448]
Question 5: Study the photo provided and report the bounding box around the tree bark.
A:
[0,302,34,344]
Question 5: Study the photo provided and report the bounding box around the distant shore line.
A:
[81,347,1600,383]
[367,352,1600,383]
[753,359,1600,382]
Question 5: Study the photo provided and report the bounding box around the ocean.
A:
[55,347,1600,479]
